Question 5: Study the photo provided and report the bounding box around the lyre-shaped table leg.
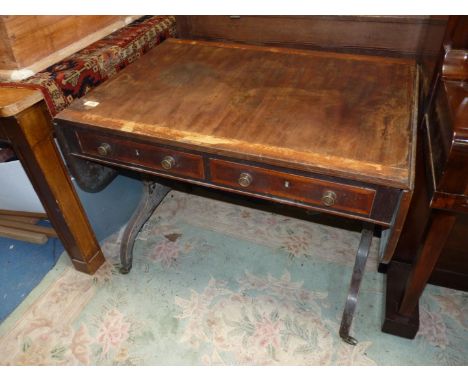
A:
[339,223,374,345]
[120,180,171,274]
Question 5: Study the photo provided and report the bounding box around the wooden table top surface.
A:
[0,88,43,117]
[56,38,417,188]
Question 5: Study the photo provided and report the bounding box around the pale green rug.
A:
[0,190,466,365]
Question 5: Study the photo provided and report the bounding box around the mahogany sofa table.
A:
[54,38,418,344]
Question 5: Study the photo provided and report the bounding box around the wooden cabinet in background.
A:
[0,16,140,80]
[382,16,468,339]
[176,16,448,58]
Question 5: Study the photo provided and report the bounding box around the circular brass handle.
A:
[238,172,253,187]
[161,156,176,170]
[321,190,337,207]
[97,143,111,156]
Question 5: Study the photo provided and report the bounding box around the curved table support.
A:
[116,179,375,345]
[120,180,171,274]
[339,223,374,345]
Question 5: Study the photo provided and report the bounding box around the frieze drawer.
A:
[75,130,205,180]
[209,159,376,216]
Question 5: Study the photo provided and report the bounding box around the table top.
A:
[56,38,417,188]
[0,88,43,117]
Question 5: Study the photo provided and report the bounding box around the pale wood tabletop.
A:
[0,88,43,117]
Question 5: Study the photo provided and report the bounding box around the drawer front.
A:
[210,159,376,216]
[76,130,205,180]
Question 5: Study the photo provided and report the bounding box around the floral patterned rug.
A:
[0,190,466,365]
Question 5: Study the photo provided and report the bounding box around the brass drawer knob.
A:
[321,190,337,207]
[238,172,253,187]
[97,143,111,156]
[161,156,176,170]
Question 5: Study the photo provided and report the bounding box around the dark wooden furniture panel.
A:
[383,16,468,339]
[430,214,468,289]
[176,16,448,58]
[209,158,376,216]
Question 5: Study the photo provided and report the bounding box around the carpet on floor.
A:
[0,174,142,323]
[0,190,466,365]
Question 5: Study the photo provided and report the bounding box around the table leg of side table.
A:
[339,223,374,345]
[120,179,171,274]
[1,101,105,274]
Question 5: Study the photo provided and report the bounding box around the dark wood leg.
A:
[382,261,420,338]
[2,102,105,274]
[398,210,457,316]
[120,179,170,274]
[382,211,456,338]
[339,223,374,345]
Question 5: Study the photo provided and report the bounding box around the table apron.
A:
[69,148,401,228]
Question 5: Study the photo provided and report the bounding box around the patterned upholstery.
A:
[0,16,177,116]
